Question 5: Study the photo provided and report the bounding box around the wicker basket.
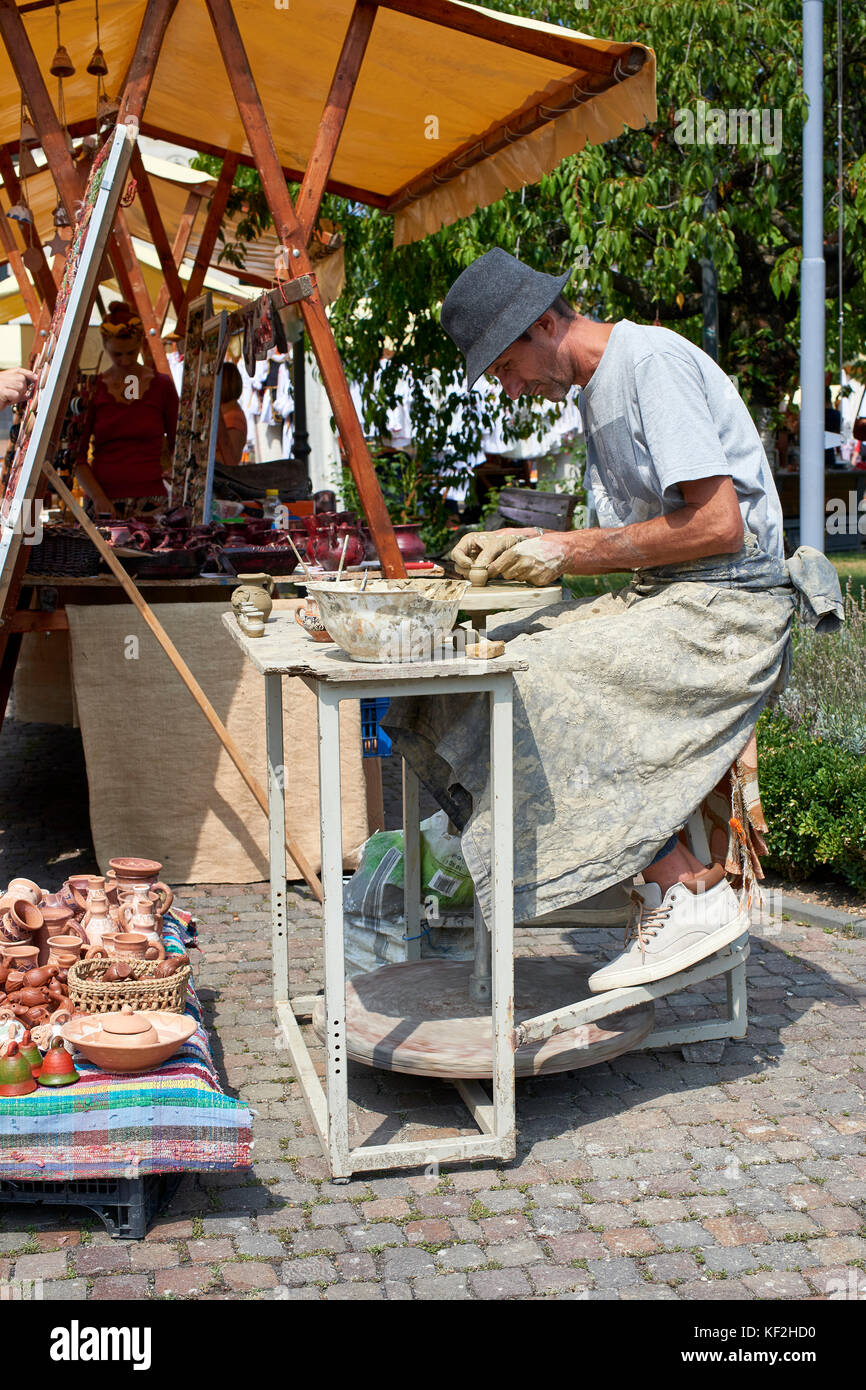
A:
[67,956,191,1015]
[27,525,102,578]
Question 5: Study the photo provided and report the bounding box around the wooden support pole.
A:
[154,189,201,329]
[41,459,324,903]
[108,209,174,377]
[0,149,57,312]
[116,0,180,128]
[204,0,406,580]
[129,146,186,320]
[0,188,41,322]
[175,153,239,337]
[296,0,377,244]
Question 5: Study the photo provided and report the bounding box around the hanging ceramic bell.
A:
[19,115,37,145]
[52,200,70,228]
[37,1035,78,1087]
[17,145,39,179]
[87,44,108,77]
[50,45,75,78]
[6,202,34,225]
[0,1040,37,1096]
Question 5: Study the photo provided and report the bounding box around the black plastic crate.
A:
[0,1173,181,1240]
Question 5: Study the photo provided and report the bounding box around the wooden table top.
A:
[221,609,529,683]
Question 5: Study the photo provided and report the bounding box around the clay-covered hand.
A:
[449,528,533,576]
[486,535,570,586]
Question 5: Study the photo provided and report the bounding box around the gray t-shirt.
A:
[579,321,784,560]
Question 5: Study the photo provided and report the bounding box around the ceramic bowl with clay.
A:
[305,578,468,664]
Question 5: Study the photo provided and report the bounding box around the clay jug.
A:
[231,573,275,621]
[82,881,113,947]
[120,895,162,949]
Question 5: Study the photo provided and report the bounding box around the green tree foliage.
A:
[194,0,866,466]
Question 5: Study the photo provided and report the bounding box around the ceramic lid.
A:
[109,858,162,877]
[100,1006,158,1044]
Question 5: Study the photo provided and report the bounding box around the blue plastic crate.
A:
[360,697,392,758]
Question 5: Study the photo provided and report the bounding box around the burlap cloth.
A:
[61,600,368,883]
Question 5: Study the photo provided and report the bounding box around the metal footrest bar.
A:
[513,934,751,1048]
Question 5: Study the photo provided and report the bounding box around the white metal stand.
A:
[225,611,525,1178]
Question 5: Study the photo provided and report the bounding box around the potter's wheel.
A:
[312,957,654,1079]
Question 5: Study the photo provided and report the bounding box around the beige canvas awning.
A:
[0,0,655,247]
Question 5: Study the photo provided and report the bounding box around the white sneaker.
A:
[588,864,749,993]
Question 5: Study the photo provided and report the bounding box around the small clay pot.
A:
[153,957,178,978]
[2,944,40,972]
[47,935,83,969]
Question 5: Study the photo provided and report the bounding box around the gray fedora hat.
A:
[441,248,572,388]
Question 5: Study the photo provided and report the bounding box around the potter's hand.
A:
[0,367,36,409]
[449,528,537,577]
[487,534,569,586]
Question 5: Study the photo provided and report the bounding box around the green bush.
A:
[757,711,866,895]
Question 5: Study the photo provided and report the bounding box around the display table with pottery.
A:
[0,914,252,1237]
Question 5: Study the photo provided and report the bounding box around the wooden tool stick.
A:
[41,461,324,903]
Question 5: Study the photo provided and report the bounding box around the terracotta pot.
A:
[7,900,44,936]
[393,523,427,563]
[46,935,84,969]
[88,932,165,962]
[1,943,39,972]
[106,861,173,916]
[6,878,43,906]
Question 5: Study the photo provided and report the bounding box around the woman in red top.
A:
[75,302,178,517]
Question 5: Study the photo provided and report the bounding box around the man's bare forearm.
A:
[556,507,743,575]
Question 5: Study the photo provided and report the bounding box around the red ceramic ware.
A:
[37,1035,78,1087]
[393,523,427,563]
[0,1041,37,1096]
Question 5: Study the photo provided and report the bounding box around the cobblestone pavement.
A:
[2,879,865,1301]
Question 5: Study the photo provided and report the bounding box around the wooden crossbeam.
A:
[154,188,202,329]
[129,145,186,320]
[0,147,57,312]
[296,0,377,244]
[377,0,642,76]
[108,210,173,376]
[204,0,406,580]
[175,153,239,337]
[0,183,42,322]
